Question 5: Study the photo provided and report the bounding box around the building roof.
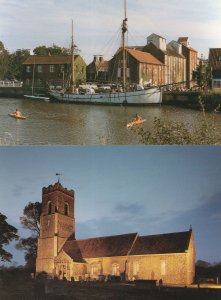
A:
[209,48,221,69]
[62,230,192,262]
[126,49,164,65]
[130,230,191,255]
[23,55,80,65]
[63,233,138,262]
[147,33,166,40]
[166,44,185,58]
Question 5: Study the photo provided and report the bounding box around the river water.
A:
[0,97,221,145]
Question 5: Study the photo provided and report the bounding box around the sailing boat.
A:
[24,55,50,101]
[49,1,162,105]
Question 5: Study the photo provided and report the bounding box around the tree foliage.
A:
[33,44,70,56]
[0,41,10,80]
[0,212,19,262]
[9,49,30,80]
[133,102,220,145]
[193,57,212,90]
[20,201,41,235]
[16,202,41,269]
[16,237,38,270]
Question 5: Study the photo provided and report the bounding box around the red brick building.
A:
[22,55,86,90]
[178,37,198,88]
[108,48,165,86]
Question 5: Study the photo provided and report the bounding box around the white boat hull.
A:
[24,95,50,101]
[49,87,162,105]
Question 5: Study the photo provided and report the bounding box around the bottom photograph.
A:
[0,146,221,300]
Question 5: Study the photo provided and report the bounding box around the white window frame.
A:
[37,65,42,73]
[50,64,55,73]
[26,66,31,73]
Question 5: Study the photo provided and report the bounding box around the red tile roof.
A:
[126,49,164,65]
[62,230,192,262]
[63,233,138,262]
[130,231,191,255]
[23,55,79,65]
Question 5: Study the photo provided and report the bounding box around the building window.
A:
[25,78,31,86]
[50,65,55,72]
[160,261,166,276]
[64,203,69,216]
[48,201,52,214]
[133,261,139,276]
[60,65,64,72]
[218,56,221,61]
[37,79,42,86]
[37,65,42,73]
[112,263,120,276]
[91,263,99,276]
[213,80,221,88]
[26,66,31,73]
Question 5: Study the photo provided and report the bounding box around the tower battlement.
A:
[42,181,74,197]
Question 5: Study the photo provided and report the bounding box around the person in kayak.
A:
[14,108,22,117]
[133,113,142,122]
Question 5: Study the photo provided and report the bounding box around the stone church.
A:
[36,181,195,285]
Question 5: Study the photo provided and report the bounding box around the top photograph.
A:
[0,0,221,145]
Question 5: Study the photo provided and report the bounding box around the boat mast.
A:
[70,20,75,93]
[122,0,128,91]
[31,55,35,96]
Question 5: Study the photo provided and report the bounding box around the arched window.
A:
[133,261,139,276]
[48,201,52,214]
[64,203,69,216]
[112,263,120,276]
[91,263,99,276]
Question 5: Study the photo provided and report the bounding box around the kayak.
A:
[127,119,146,128]
[9,113,26,120]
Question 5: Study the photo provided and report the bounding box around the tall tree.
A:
[0,41,10,80]
[193,57,212,90]
[9,49,30,80]
[16,202,41,270]
[0,212,19,262]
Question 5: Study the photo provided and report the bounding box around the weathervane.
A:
[56,173,62,183]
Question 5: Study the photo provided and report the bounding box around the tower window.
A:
[64,203,69,216]
[48,201,52,214]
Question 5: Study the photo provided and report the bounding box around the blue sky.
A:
[0,146,221,265]
[0,0,221,63]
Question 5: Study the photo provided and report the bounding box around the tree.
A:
[193,57,212,90]
[0,212,19,262]
[33,44,70,56]
[16,202,41,270]
[0,41,10,80]
[9,49,30,80]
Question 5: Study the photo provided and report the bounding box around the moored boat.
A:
[49,1,162,105]
[24,94,50,101]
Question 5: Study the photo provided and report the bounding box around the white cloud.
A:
[1,0,221,62]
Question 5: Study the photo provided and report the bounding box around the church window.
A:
[112,263,120,276]
[48,201,52,214]
[133,261,139,276]
[160,260,166,275]
[91,263,99,276]
[64,203,69,216]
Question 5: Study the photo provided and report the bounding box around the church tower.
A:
[36,181,75,275]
